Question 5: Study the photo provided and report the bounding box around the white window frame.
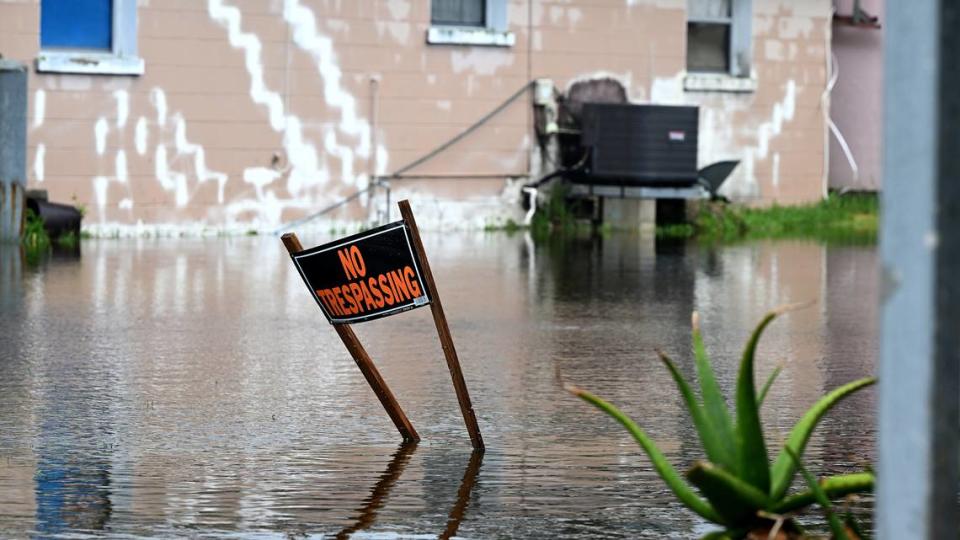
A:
[426,0,515,47]
[684,0,755,93]
[36,0,144,76]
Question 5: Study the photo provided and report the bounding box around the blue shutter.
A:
[41,0,113,50]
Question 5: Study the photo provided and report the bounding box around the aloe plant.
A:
[567,305,876,539]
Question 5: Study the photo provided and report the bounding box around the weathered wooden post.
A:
[879,2,960,538]
[399,200,484,451]
[0,60,27,242]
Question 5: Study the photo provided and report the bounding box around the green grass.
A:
[678,193,878,244]
[487,191,878,244]
[21,209,51,264]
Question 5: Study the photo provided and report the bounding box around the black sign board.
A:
[289,220,432,324]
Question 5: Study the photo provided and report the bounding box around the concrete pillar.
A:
[0,60,27,242]
[601,198,655,232]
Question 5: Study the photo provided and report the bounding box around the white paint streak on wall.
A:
[32,89,45,128]
[119,198,133,210]
[94,118,109,155]
[208,0,334,226]
[173,113,229,203]
[135,117,148,155]
[150,88,168,126]
[650,72,685,104]
[772,152,781,188]
[113,90,129,128]
[385,0,410,19]
[145,88,228,208]
[208,0,286,131]
[154,144,180,192]
[756,80,796,160]
[376,145,388,176]
[33,144,45,182]
[89,91,139,225]
[283,115,326,194]
[206,0,389,228]
[695,79,800,200]
[450,48,515,76]
[283,0,375,163]
[115,150,128,183]
[94,176,109,215]
[244,167,281,191]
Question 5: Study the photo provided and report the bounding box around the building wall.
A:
[829,0,883,191]
[0,0,831,234]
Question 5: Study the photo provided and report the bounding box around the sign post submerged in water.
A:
[282,200,484,450]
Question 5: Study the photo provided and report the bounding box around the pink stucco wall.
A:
[1,0,834,234]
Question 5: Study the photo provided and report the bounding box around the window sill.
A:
[36,51,144,76]
[426,26,515,47]
[684,72,756,93]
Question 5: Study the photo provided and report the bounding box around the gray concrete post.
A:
[879,2,959,538]
[0,60,28,242]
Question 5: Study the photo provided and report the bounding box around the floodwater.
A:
[0,233,877,538]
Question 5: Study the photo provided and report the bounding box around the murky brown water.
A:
[0,233,877,538]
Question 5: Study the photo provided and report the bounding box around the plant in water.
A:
[21,208,51,263]
[56,230,79,248]
[566,305,876,539]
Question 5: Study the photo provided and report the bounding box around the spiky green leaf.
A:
[785,448,850,540]
[734,308,786,493]
[757,364,784,408]
[691,312,737,468]
[772,472,874,514]
[769,377,877,500]
[687,461,770,526]
[658,350,735,469]
[566,384,724,525]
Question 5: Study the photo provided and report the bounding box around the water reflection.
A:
[335,444,418,539]
[332,444,484,540]
[439,450,483,540]
[0,235,878,538]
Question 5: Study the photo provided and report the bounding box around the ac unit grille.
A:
[581,103,699,186]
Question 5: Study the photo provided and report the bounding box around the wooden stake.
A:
[398,200,485,451]
[281,233,419,443]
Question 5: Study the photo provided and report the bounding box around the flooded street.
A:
[0,233,877,538]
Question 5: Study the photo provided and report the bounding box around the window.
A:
[686,0,752,79]
[432,0,486,27]
[36,0,144,76]
[426,0,514,47]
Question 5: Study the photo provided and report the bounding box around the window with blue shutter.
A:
[36,0,144,76]
[41,0,113,51]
